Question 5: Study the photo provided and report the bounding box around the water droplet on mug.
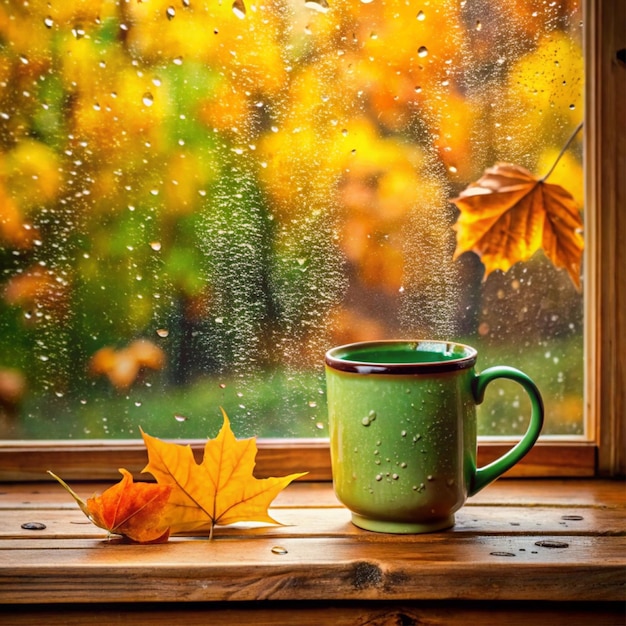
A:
[400,462,407,468]
[361,416,371,426]
[368,410,377,420]
[427,475,434,481]
[392,473,399,480]
[375,474,383,482]
[401,430,407,438]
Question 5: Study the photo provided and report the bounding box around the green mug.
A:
[325,340,544,533]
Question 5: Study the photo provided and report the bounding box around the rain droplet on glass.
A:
[417,46,428,58]
[232,0,246,19]
[156,328,169,338]
[304,0,330,14]
[166,6,176,20]
[44,16,54,28]
[142,92,154,107]
[417,10,425,20]
[174,414,188,422]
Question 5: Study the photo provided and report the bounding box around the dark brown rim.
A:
[324,340,478,375]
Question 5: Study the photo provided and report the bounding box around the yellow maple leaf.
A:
[141,409,307,539]
[451,163,584,288]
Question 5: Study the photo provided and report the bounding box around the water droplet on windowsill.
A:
[535,540,569,549]
[21,522,46,531]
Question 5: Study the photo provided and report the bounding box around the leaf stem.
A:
[541,120,584,182]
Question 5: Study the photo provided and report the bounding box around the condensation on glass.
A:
[0,0,583,439]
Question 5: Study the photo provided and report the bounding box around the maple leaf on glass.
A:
[48,468,172,543]
[141,409,307,539]
[450,162,584,288]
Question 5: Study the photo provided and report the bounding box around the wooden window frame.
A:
[0,0,623,482]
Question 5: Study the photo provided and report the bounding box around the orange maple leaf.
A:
[141,409,307,539]
[48,469,172,543]
[450,163,584,288]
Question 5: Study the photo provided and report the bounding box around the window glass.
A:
[0,0,583,440]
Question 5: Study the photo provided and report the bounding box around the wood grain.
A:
[1,601,623,626]
[0,480,624,610]
[588,0,626,477]
[0,439,597,483]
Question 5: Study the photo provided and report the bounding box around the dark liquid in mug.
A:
[341,342,472,365]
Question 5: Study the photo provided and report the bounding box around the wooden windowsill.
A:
[0,478,624,624]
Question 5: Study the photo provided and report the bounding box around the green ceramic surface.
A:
[325,340,544,533]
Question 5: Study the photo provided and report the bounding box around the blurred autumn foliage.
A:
[452,161,584,288]
[0,0,583,436]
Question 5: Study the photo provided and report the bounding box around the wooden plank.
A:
[0,536,624,603]
[0,440,596,482]
[2,478,623,510]
[0,504,624,540]
[588,0,626,478]
[2,600,625,626]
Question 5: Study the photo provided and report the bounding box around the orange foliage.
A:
[3,268,67,314]
[0,189,36,248]
[90,340,165,390]
[0,368,26,411]
[49,411,306,541]
[49,469,172,544]
[451,163,583,287]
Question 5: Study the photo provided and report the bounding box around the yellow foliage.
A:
[126,0,287,95]
[142,410,306,538]
[496,32,583,150]
[2,141,61,209]
[536,147,584,209]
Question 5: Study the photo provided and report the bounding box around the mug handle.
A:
[468,366,544,496]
